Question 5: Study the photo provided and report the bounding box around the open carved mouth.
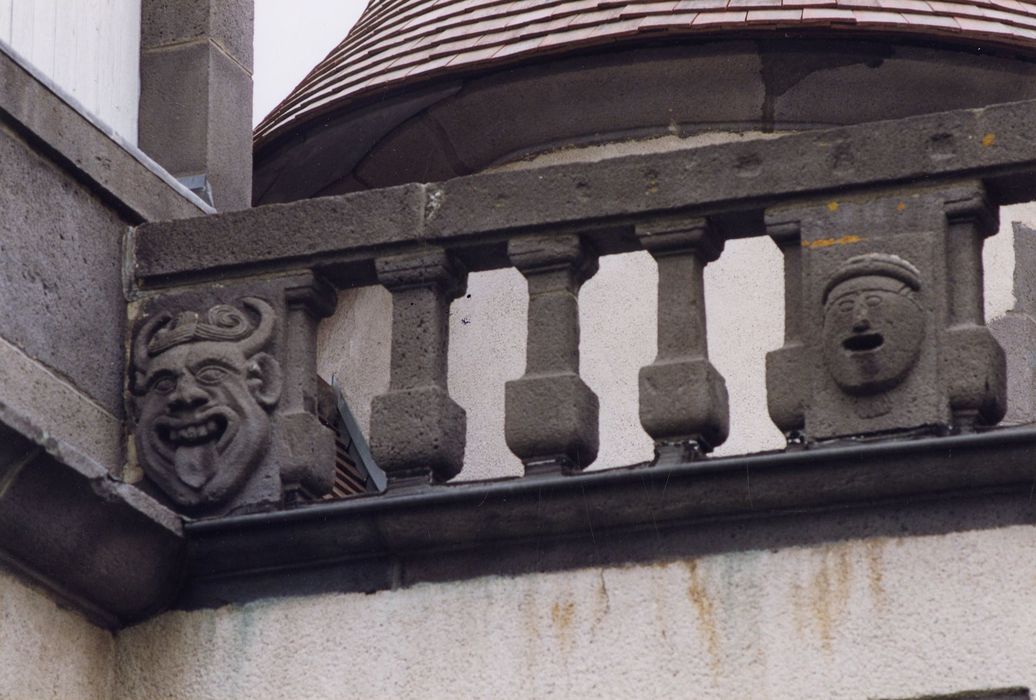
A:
[843,332,884,352]
[157,414,228,447]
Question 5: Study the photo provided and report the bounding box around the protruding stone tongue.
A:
[174,443,217,488]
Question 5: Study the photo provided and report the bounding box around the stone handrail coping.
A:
[135,97,1036,288]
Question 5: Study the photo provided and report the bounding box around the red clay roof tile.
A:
[255,0,1036,146]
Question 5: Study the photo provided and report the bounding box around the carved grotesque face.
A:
[132,299,281,509]
[822,274,925,395]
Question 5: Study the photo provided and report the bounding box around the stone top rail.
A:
[132,97,1036,289]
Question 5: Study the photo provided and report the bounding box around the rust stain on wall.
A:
[684,560,722,669]
[550,600,576,633]
[809,545,853,651]
[864,539,888,606]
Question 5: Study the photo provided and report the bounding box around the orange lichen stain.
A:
[896,202,906,211]
[981,132,997,147]
[644,169,660,194]
[802,234,862,249]
[808,545,853,652]
[684,560,722,670]
[827,201,839,212]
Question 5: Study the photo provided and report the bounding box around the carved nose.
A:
[852,305,871,332]
[168,378,208,412]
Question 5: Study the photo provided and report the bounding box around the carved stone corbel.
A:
[128,272,336,515]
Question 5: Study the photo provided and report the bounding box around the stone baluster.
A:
[280,274,338,498]
[369,249,468,488]
[764,218,807,442]
[942,187,1006,429]
[636,218,728,464]
[505,235,599,475]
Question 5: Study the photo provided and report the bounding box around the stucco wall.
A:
[114,521,1036,699]
[0,568,113,700]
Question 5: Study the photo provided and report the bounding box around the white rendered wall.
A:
[114,522,1036,699]
[0,0,141,144]
[317,138,1031,481]
[0,568,114,699]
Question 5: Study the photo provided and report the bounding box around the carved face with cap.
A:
[131,298,282,509]
[822,254,925,396]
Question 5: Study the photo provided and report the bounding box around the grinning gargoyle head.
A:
[131,297,282,508]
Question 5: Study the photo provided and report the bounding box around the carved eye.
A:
[865,294,883,307]
[151,376,176,395]
[837,299,855,313]
[195,365,229,386]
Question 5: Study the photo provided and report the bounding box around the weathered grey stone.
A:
[139,41,252,211]
[137,97,1036,288]
[128,274,336,515]
[636,219,728,457]
[0,43,207,223]
[369,386,467,484]
[639,359,728,456]
[142,0,254,69]
[943,325,1006,428]
[133,184,425,287]
[0,399,183,627]
[765,222,807,438]
[0,335,122,472]
[505,235,599,473]
[0,124,127,416]
[368,250,467,486]
[505,374,599,474]
[766,181,1005,441]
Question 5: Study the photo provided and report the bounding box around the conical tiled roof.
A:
[255,0,1036,147]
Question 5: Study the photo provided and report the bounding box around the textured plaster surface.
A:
[0,568,113,700]
[115,523,1036,700]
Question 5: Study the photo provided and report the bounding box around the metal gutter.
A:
[181,426,1036,609]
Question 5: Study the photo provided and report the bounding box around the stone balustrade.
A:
[126,98,1036,515]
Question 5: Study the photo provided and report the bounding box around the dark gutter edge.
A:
[190,426,1036,534]
[178,426,1036,611]
[0,40,213,223]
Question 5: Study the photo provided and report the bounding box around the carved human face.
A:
[822,275,925,395]
[134,341,280,508]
